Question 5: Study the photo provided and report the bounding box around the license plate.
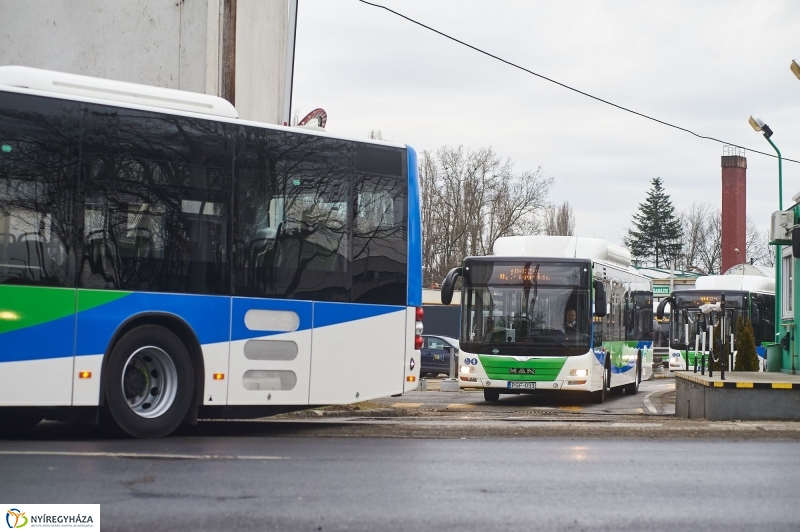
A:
[433,355,441,360]
[507,381,536,389]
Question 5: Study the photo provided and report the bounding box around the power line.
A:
[358,0,800,165]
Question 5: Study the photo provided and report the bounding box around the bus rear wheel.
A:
[483,388,500,402]
[105,325,194,439]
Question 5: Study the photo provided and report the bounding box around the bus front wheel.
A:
[105,325,194,439]
[483,388,500,402]
[625,354,642,395]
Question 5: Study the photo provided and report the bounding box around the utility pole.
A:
[221,0,237,105]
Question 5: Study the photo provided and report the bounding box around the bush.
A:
[734,316,759,371]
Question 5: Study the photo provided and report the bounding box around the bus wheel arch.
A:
[101,314,205,436]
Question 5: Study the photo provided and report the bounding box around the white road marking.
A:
[0,450,288,461]
[643,391,659,414]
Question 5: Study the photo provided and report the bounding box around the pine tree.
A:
[734,316,759,371]
[625,177,683,267]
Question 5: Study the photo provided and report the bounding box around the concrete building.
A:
[0,0,295,124]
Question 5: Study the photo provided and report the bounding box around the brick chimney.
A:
[721,146,747,273]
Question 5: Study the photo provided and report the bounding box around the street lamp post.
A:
[749,115,782,343]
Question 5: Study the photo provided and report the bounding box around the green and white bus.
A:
[656,268,775,371]
[441,236,653,403]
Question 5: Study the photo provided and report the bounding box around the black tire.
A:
[625,354,642,395]
[592,358,611,404]
[0,408,43,433]
[105,325,194,439]
[483,388,500,402]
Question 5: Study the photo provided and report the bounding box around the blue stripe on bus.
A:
[0,293,407,364]
[406,145,422,307]
[0,314,76,362]
[75,292,231,356]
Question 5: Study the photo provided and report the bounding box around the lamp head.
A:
[749,115,773,138]
[791,59,800,80]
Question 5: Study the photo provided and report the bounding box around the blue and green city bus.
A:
[0,66,422,438]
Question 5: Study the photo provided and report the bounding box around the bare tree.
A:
[420,145,553,286]
[696,209,722,275]
[677,202,713,272]
[747,222,775,268]
[677,204,775,274]
[544,201,575,236]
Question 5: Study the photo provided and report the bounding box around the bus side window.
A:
[0,92,79,288]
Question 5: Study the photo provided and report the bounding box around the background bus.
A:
[657,271,775,371]
[0,66,422,438]
[441,236,653,403]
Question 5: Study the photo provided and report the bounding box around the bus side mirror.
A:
[594,280,607,317]
[793,227,800,258]
[441,267,462,305]
[656,297,673,320]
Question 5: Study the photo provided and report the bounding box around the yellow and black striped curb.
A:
[677,373,800,390]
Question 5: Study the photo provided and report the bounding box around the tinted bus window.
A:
[0,92,79,287]
[79,104,230,294]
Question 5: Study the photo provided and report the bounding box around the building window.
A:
[782,249,793,319]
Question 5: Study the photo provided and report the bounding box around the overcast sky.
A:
[291,0,800,250]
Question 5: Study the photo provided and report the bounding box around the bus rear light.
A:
[415,307,424,321]
[78,371,92,379]
[415,321,424,335]
[415,336,423,350]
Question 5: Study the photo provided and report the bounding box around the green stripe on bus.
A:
[76,289,131,312]
[480,355,567,381]
[0,285,130,334]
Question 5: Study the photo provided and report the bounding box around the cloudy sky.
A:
[291,0,800,249]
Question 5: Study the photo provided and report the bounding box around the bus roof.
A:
[493,236,632,268]
[694,274,775,293]
[0,65,409,150]
[0,65,239,119]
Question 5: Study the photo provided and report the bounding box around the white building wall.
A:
[235,0,287,125]
[0,0,288,124]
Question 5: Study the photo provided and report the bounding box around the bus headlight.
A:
[570,369,589,377]
[460,365,475,374]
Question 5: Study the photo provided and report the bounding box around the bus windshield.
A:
[460,259,591,355]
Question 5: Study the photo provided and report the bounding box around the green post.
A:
[764,135,783,367]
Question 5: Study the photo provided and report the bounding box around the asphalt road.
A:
[1,436,798,532]
[2,376,798,531]
[374,376,677,416]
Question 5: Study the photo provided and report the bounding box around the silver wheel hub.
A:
[121,346,178,419]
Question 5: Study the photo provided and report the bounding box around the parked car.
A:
[420,335,459,378]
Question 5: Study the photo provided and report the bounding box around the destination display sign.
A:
[465,260,590,287]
